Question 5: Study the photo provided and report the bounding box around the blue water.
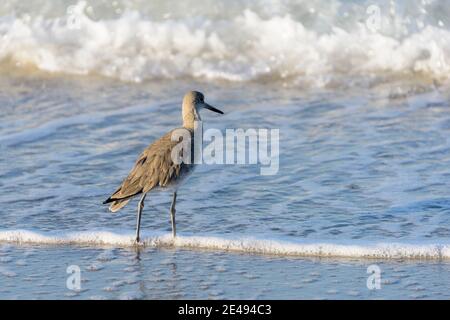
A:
[1,73,450,299]
[2,76,450,241]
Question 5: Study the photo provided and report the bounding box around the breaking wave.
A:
[1,0,450,87]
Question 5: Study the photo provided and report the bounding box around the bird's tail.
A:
[103,188,142,213]
[108,199,130,213]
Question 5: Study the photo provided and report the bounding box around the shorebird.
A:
[103,91,223,243]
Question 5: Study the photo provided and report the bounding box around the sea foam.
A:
[1,0,450,86]
[0,229,449,260]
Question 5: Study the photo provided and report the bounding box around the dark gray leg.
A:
[136,193,147,243]
[170,192,177,238]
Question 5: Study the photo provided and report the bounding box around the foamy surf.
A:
[1,0,450,86]
[0,229,449,260]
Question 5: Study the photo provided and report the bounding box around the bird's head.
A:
[182,91,223,127]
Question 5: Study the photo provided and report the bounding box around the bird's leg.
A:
[136,193,147,243]
[170,192,177,238]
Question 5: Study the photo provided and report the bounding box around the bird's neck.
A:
[182,107,201,129]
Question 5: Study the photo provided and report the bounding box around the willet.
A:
[103,91,223,243]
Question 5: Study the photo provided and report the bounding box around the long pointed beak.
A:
[201,102,224,114]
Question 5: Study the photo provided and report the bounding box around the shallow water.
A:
[1,0,450,299]
[1,73,450,299]
[2,75,450,242]
[2,244,450,300]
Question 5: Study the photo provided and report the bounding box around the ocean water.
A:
[1,0,450,299]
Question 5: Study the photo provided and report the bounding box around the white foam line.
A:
[0,229,449,260]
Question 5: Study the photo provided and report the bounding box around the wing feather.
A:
[103,129,193,210]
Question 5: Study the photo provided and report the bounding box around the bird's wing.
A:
[104,129,192,203]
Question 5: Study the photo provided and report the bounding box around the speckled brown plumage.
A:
[103,128,194,212]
